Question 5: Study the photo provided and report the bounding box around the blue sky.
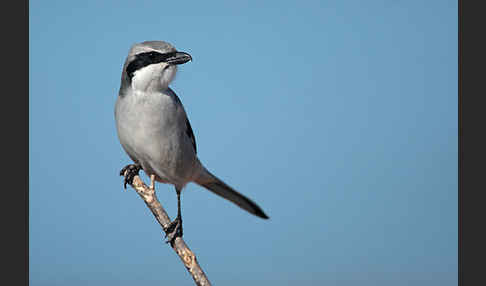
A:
[30,1,457,285]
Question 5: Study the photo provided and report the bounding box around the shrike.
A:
[115,41,268,242]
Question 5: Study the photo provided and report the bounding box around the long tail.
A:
[194,168,269,219]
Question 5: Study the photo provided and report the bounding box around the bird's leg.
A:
[149,174,155,190]
[119,163,142,189]
[166,187,183,244]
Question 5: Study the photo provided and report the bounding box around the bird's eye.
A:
[149,52,159,59]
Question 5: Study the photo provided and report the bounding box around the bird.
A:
[114,41,269,243]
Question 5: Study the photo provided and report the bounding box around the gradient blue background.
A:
[29,0,458,285]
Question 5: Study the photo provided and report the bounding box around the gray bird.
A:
[115,41,268,242]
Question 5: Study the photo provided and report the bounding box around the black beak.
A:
[165,51,192,65]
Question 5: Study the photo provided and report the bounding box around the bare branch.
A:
[126,174,212,286]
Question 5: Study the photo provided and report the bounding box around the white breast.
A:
[115,89,198,186]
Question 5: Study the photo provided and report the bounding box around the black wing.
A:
[185,118,197,154]
[169,89,197,154]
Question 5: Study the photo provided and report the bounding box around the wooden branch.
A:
[125,174,212,286]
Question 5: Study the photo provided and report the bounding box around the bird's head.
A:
[122,41,192,92]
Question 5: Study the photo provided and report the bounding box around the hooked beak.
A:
[164,51,192,65]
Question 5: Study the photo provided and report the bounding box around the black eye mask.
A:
[126,51,178,80]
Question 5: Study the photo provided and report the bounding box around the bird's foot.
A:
[165,216,183,244]
[119,164,142,189]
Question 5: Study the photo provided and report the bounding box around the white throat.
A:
[131,64,177,92]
